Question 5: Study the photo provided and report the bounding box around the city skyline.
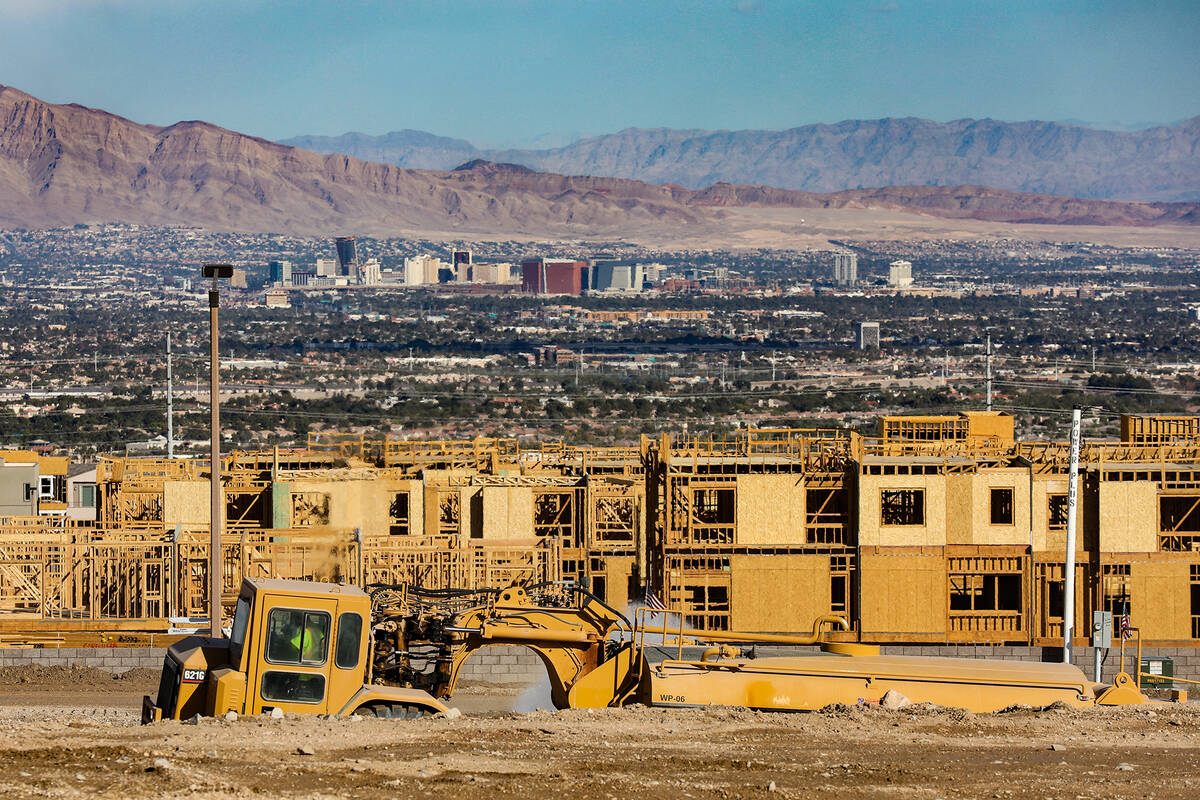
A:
[1,1,1196,147]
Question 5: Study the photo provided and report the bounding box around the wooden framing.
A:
[4,416,1200,644]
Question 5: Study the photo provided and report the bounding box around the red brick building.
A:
[521,259,588,295]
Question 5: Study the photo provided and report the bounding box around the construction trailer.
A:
[1,416,1199,652]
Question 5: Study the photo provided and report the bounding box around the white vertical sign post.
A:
[1063,408,1081,664]
[166,333,174,459]
[985,334,992,411]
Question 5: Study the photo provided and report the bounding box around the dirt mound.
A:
[0,664,159,690]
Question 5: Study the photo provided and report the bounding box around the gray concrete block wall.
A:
[876,644,1200,684]
[455,645,543,684]
[0,646,165,672]
[3,642,1197,686]
[0,644,549,684]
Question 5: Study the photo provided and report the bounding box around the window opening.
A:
[389,492,410,535]
[880,489,924,526]
[692,488,734,524]
[1047,494,1068,531]
[990,488,1014,526]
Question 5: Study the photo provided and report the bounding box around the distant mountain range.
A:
[283,116,1200,203]
[1,83,1196,240]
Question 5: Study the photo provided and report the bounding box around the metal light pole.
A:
[203,264,233,638]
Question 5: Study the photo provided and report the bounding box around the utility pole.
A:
[203,264,232,639]
[1063,408,1082,665]
[985,334,992,411]
[166,333,174,459]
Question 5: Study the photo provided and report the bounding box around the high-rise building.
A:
[592,262,645,292]
[404,254,447,285]
[335,237,358,277]
[857,321,881,350]
[268,260,293,286]
[315,258,337,278]
[359,258,381,286]
[469,262,515,285]
[521,258,589,295]
[834,251,858,286]
[641,264,665,286]
[451,250,473,281]
[888,260,914,287]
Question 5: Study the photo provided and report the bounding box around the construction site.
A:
[3,413,1200,799]
[1,411,1199,663]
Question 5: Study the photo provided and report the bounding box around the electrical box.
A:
[1139,657,1174,689]
[1091,610,1112,649]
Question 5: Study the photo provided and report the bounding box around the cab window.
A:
[229,597,251,666]
[261,671,325,704]
[265,608,330,666]
[334,612,362,670]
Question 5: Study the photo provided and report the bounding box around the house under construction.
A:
[1,413,1199,652]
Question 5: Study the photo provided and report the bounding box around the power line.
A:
[994,404,1124,420]
[992,380,1197,400]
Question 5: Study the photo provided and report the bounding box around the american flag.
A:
[1120,609,1132,639]
[644,589,667,611]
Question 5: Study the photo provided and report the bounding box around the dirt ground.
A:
[1,666,1198,799]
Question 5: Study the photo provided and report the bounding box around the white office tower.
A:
[404,255,424,285]
[315,258,338,277]
[833,251,857,286]
[359,258,381,285]
[404,254,446,285]
[857,321,881,350]
[888,260,914,287]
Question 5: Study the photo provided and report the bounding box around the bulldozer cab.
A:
[227,578,372,716]
[145,578,390,722]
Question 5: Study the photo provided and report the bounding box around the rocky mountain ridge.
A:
[1,84,1196,238]
[283,116,1200,202]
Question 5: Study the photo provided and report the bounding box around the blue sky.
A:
[2,0,1197,147]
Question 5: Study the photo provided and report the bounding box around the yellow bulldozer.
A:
[144,576,1150,723]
